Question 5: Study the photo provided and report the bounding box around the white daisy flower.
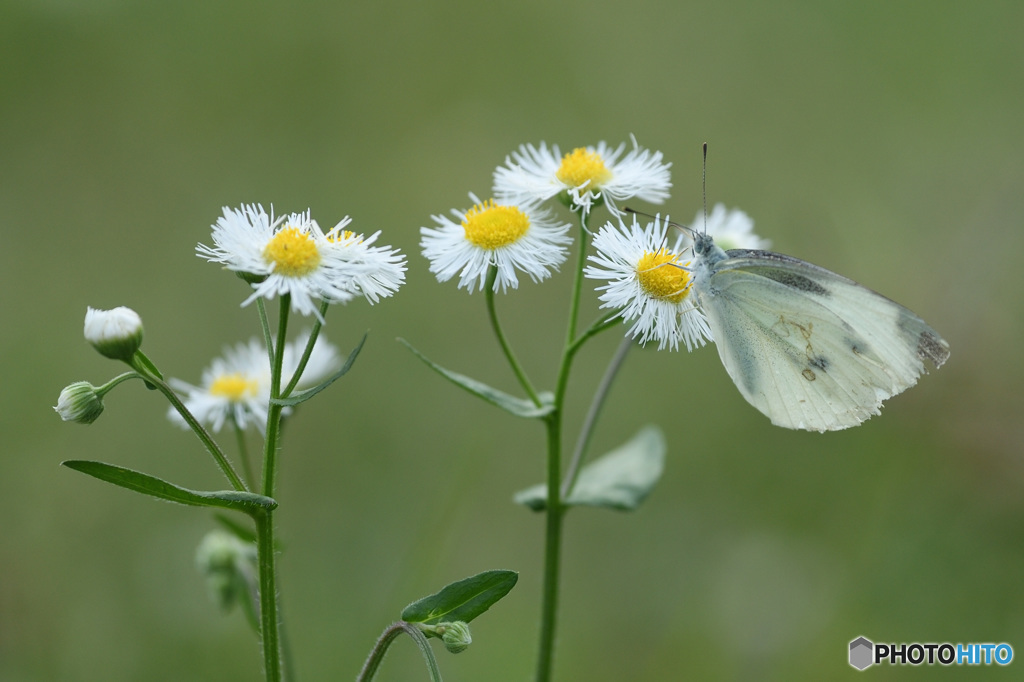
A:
[692,204,770,251]
[198,206,405,319]
[420,193,572,293]
[168,332,341,433]
[169,338,271,433]
[493,136,671,217]
[585,214,711,351]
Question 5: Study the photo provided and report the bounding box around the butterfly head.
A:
[693,232,715,257]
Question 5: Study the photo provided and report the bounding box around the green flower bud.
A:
[437,621,472,654]
[53,381,104,424]
[195,531,256,611]
[84,306,143,362]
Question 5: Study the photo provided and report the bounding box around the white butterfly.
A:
[690,232,950,432]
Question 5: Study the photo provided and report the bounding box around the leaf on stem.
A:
[398,339,553,419]
[401,570,518,627]
[62,460,277,514]
[515,425,666,511]
[272,332,368,406]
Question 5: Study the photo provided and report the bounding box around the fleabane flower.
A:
[168,338,270,433]
[167,332,340,433]
[493,137,671,217]
[585,214,711,351]
[197,205,404,320]
[420,193,572,293]
[691,204,770,251]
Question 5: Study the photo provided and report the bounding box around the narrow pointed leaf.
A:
[399,339,553,419]
[515,425,666,511]
[132,351,164,382]
[62,460,277,513]
[273,332,367,407]
[401,570,518,627]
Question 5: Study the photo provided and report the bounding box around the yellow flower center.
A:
[636,250,691,303]
[209,373,259,402]
[462,199,530,250]
[555,148,613,190]
[263,226,321,276]
[328,229,362,244]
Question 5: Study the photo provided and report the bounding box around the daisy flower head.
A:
[693,203,770,251]
[584,213,712,351]
[168,332,341,433]
[198,206,403,319]
[420,193,572,293]
[168,338,271,433]
[493,136,671,217]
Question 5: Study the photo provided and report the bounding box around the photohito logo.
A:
[849,636,1013,670]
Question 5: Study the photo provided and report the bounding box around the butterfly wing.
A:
[697,250,949,432]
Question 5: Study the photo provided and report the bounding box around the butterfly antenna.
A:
[701,141,708,236]
[624,207,694,237]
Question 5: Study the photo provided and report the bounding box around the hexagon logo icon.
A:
[849,636,874,670]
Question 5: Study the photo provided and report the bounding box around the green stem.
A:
[233,419,255,491]
[282,300,329,398]
[534,212,593,682]
[262,296,290,498]
[95,371,140,395]
[256,294,290,682]
[561,334,632,499]
[485,266,542,407]
[257,298,275,370]
[564,213,590,345]
[131,352,247,492]
[535,415,563,682]
[255,511,281,682]
[357,621,443,682]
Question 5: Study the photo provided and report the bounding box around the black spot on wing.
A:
[753,267,830,295]
[916,330,950,368]
[809,355,829,371]
[847,336,870,358]
[896,308,950,369]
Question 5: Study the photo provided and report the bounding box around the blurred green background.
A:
[3,0,1022,679]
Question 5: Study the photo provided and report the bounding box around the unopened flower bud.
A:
[437,621,472,654]
[53,381,104,424]
[84,306,143,361]
[195,530,256,611]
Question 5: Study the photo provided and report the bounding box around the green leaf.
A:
[62,460,277,514]
[515,425,666,511]
[273,332,367,407]
[401,570,518,627]
[132,350,164,382]
[399,339,553,419]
